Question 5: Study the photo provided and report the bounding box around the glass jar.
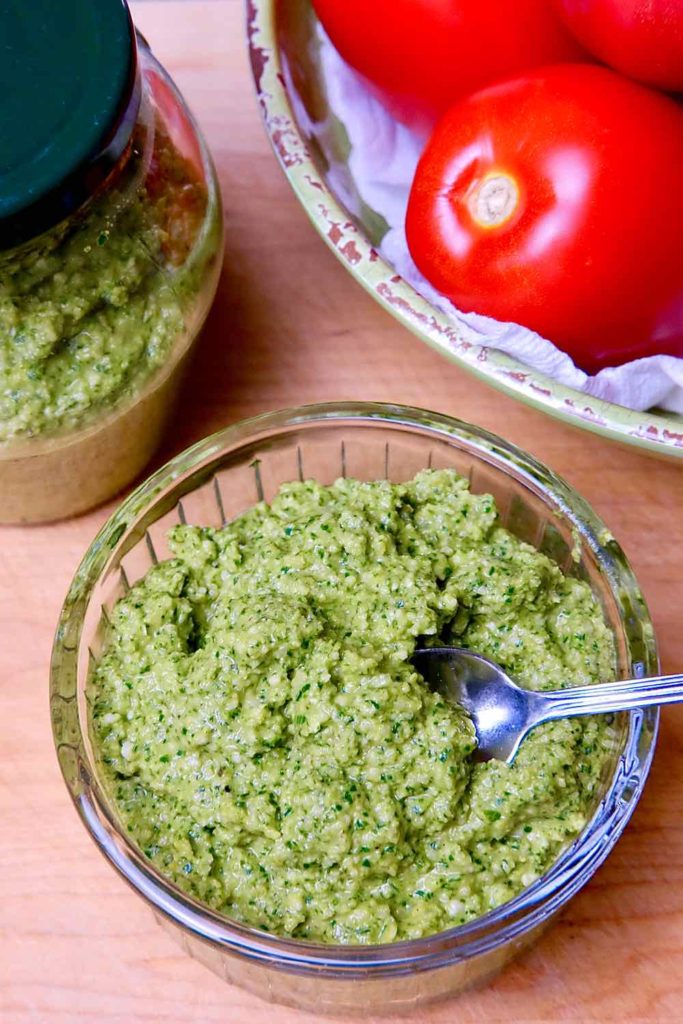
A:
[51,403,659,1015]
[0,0,223,523]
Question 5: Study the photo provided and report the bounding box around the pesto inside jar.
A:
[91,469,617,944]
[0,118,211,443]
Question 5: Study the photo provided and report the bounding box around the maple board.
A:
[1,3,682,1021]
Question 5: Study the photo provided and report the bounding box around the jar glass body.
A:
[0,37,223,523]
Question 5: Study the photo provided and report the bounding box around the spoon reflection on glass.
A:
[413,646,682,764]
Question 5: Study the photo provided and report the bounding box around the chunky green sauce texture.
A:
[0,124,208,443]
[91,470,616,944]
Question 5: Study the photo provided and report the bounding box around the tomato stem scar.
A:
[468,173,519,228]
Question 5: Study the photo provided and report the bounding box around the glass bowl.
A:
[51,402,658,1015]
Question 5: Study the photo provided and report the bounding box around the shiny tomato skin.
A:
[311,0,588,134]
[553,0,683,92]
[405,65,683,374]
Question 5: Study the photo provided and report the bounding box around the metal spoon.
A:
[413,646,683,764]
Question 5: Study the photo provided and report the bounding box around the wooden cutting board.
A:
[1,2,682,1020]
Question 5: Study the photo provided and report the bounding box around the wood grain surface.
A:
[2,3,682,1021]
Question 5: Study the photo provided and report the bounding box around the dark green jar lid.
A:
[0,0,138,247]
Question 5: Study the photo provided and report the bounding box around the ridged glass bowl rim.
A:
[51,401,659,977]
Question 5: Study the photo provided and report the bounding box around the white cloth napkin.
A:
[314,31,683,415]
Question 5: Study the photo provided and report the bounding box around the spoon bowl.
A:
[414,646,683,763]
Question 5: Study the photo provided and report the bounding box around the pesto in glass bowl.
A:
[52,403,658,1014]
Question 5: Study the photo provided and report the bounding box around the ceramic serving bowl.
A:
[247,0,683,461]
[51,402,658,1015]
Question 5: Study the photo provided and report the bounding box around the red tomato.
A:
[311,0,588,134]
[405,65,683,374]
[552,0,683,92]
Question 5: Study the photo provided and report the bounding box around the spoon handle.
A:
[539,673,683,721]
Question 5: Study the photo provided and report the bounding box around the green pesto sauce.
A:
[0,124,209,443]
[91,470,617,945]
